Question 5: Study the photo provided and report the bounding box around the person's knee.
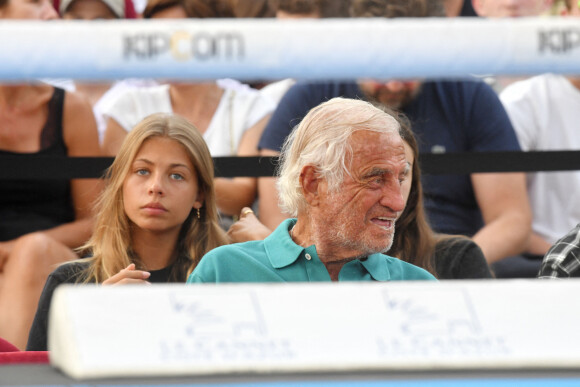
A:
[13,232,53,256]
[7,233,71,281]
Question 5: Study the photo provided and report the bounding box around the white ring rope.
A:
[1,17,579,81]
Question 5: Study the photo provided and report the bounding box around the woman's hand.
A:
[227,207,272,243]
[102,263,151,285]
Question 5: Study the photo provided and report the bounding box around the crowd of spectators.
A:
[0,0,578,352]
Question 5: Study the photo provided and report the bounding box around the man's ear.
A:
[300,165,320,207]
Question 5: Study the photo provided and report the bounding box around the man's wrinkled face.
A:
[358,80,422,110]
[313,130,410,258]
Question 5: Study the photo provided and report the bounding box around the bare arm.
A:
[42,91,103,249]
[102,117,128,156]
[214,115,270,216]
[526,232,553,256]
[471,172,532,264]
[257,149,290,231]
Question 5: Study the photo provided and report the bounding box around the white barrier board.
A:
[1,18,579,81]
[49,280,580,379]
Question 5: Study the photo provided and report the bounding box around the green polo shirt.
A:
[187,219,436,283]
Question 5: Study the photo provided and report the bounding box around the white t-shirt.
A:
[259,78,296,104]
[43,78,157,144]
[104,80,276,156]
[93,79,157,144]
[500,73,580,244]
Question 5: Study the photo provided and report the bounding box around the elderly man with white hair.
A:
[187,97,435,283]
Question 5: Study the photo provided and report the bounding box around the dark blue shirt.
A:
[258,80,521,237]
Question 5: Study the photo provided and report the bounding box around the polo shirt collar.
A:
[264,218,305,269]
[359,253,392,281]
[264,219,394,279]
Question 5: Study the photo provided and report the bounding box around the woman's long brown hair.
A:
[388,113,438,276]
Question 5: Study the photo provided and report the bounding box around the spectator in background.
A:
[0,0,102,349]
[538,224,580,278]
[538,223,580,279]
[444,0,478,16]
[222,0,276,90]
[188,98,436,283]
[460,0,478,15]
[27,113,229,351]
[255,0,351,103]
[229,0,275,17]
[56,0,136,18]
[256,0,531,273]
[471,0,553,17]
[0,0,57,18]
[498,0,580,277]
[56,0,156,145]
[103,0,275,228]
[471,0,555,92]
[272,0,350,18]
[140,0,232,17]
[444,0,465,16]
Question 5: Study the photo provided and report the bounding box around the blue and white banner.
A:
[1,17,579,81]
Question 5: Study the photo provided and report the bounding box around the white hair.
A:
[277,97,401,216]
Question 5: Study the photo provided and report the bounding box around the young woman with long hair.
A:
[27,113,229,350]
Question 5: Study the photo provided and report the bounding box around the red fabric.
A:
[0,337,49,364]
[0,351,49,364]
[124,0,137,18]
[0,337,19,352]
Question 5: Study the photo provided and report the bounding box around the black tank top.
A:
[0,87,75,241]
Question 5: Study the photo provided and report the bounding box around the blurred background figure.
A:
[55,0,156,146]
[258,0,352,104]
[272,0,350,18]
[471,0,555,92]
[57,0,136,19]
[0,0,57,18]
[444,0,478,16]
[471,0,553,17]
[229,0,275,17]
[0,0,102,349]
[141,0,233,17]
[497,0,580,277]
